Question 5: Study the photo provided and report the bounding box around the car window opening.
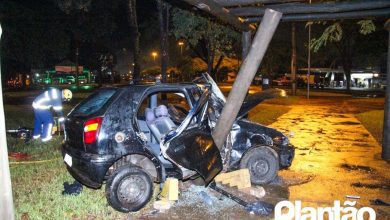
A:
[136,91,192,148]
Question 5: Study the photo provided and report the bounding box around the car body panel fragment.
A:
[165,128,222,185]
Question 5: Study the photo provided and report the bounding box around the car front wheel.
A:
[239,146,279,185]
[106,166,153,212]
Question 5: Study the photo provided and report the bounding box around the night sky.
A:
[0,0,160,80]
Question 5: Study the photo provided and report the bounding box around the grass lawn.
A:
[4,104,133,219]
[248,103,291,125]
[355,110,384,143]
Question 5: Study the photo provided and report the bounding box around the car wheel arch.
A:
[107,153,162,182]
[241,145,279,163]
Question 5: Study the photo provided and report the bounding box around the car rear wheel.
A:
[106,166,153,212]
[239,146,279,185]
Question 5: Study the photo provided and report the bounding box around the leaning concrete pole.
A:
[213,9,282,149]
[383,19,390,160]
[0,25,15,219]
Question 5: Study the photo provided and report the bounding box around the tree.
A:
[171,8,239,80]
[157,0,170,83]
[310,20,376,91]
[128,0,140,82]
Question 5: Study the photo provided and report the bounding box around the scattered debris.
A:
[153,199,172,212]
[346,195,360,199]
[370,199,390,206]
[160,178,179,201]
[239,186,266,199]
[62,180,83,195]
[200,191,213,206]
[209,182,274,216]
[6,127,32,141]
[214,169,251,189]
[8,152,30,160]
[244,201,274,216]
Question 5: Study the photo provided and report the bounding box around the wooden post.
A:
[291,22,297,95]
[382,19,390,160]
[0,25,15,220]
[212,9,282,149]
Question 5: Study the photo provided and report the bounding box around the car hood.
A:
[237,89,286,119]
[198,73,287,122]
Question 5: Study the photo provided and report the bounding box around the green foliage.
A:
[171,8,240,58]
[310,20,376,53]
[310,22,343,52]
[357,20,376,35]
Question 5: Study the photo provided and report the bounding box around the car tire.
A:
[239,146,279,185]
[106,166,153,213]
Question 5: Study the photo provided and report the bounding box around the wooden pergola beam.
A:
[213,0,303,7]
[245,8,390,23]
[230,0,390,16]
[180,0,254,31]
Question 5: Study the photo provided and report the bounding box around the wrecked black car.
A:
[62,73,294,212]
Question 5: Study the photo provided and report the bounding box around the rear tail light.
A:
[83,117,103,144]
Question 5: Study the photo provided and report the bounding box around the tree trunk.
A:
[291,22,297,95]
[158,0,169,83]
[128,0,140,82]
[207,45,214,79]
[334,28,356,91]
[213,55,224,81]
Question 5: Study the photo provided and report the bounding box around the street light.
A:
[178,41,184,54]
[151,51,158,62]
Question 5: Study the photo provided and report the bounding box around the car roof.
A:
[118,82,199,91]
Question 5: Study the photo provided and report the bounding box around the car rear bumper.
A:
[62,144,116,188]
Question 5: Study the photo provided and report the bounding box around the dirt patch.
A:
[340,163,375,173]
[279,171,315,187]
[334,121,361,125]
[326,137,356,142]
[352,143,373,148]
[351,182,390,190]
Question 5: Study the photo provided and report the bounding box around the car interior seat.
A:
[145,105,176,143]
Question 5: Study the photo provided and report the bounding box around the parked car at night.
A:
[273,75,291,86]
[62,73,295,212]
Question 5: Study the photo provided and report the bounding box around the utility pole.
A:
[382,19,390,160]
[212,9,282,149]
[0,25,15,220]
[291,22,297,95]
